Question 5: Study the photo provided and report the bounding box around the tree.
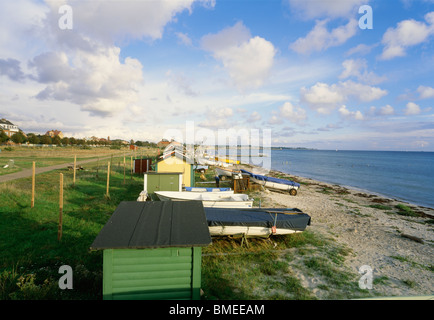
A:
[0,129,8,143]
[11,132,26,144]
[61,137,70,145]
[53,135,62,145]
[40,135,52,145]
[27,133,40,144]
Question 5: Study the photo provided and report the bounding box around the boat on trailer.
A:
[154,191,253,208]
[241,169,300,195]
[204,207,311,237]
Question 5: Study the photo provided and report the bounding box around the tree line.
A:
[0,129,157,148]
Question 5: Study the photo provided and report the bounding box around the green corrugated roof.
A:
[90,201,211,250]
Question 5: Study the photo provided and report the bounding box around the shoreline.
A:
[240,164,434,298]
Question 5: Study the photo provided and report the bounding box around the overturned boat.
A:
[154,191,253,208]
[241,169,300,195]
[204,207,311,237]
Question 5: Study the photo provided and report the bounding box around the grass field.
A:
[0,147,368,300]
[0,145,159,176]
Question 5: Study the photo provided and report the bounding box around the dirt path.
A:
[0,156,112,183]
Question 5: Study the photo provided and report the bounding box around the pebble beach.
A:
[242,164,434,298]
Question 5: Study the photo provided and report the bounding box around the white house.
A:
[0,118,20,137]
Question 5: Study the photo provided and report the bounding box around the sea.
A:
[265,149,434,209]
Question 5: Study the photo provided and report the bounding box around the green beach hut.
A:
[90,201,212,300]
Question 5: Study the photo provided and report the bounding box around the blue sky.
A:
[0,0,433,150]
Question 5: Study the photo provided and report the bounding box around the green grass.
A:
[368,204,393,211]
[0,157,145,300]
[395,204,418,217]
[201,231,368,300]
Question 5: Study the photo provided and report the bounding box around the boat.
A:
[184,187,234,193]
[154,191,253,208]
[214,166,242,180]
[241,169,300,196]
[214,156,240,164]
[204,207,311,237]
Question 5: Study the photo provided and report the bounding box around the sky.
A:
[0,0,433,151]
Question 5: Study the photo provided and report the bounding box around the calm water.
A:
[269,149,434,209]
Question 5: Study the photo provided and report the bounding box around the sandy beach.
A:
[241,165,434,298]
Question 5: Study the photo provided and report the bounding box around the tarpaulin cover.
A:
[204,207,311,231]
[241,169,300,187]
[90,201,212,250]
[185,187,231,192]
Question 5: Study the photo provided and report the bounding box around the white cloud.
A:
[43,0,214,44]
[339,59,386,85]
[379,105,395,115]
[279,102,307,124]
[199,107,234,129]
[417,85,434,99]
[300,81,387,114]
[405,102,421,115]
[345,43,378,56]
[30,47,144,117]
[290,19,358,55]
[338,80,388,102]
[368,105,395,117]
[339,105,364,120]
[176,32,193,46]
[268,115,283,125]
[287,0,367,19]
[247,111,262,122]
[380,11,434,60]
[300,82,344,114]
[201,22,276,91]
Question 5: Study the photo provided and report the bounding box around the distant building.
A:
[157,139,171,148]
[46,130,64,139]
[0,118,20,137]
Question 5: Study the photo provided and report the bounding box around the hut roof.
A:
[90,201,211,250]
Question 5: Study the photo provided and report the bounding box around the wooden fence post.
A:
[73,155,76,186]
[123,155,126,184]
[106,161,110,198]
[130,156,133,180]
[31,162,35,208]
[58,173,63,241]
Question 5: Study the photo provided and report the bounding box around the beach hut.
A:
[133,158,152,174]
[155,152,194,187]
[90,201,212,300]
[143,172,183,200]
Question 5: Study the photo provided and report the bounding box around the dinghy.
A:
[241,169,300,195]
[215,166,241,179]
[184,187,234,193]
[204,207,311,237]
[155,191,253,208]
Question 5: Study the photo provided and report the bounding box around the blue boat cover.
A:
[241,169,300,187]
[204,207,310,231]
[185,187,231,192]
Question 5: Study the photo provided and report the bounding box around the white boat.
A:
[241,169,300,196]
[205,207,311,237]
[184,187,234,194]
[154,191,253,208]
[214,166,241,179]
